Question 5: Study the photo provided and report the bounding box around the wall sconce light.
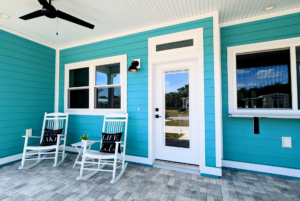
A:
[128,59,141,72]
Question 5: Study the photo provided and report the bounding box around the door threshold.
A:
[153,160,200,175]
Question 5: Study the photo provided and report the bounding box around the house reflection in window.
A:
[243,93,290,108]
[236,49,292,109]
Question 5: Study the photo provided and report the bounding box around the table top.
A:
[71,141,96,147]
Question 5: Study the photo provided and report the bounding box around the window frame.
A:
[64,54,127,115]
[227,38,300,117]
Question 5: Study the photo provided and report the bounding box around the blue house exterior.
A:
[1,9,300,179]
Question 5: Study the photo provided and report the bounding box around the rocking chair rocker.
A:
[19,112,69,169]
[77,113,128,183]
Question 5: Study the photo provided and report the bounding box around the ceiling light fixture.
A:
[0,13,10,19]
[264,4,275,11]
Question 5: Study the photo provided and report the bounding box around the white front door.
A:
[154,59,201,165]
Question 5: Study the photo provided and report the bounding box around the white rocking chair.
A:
[19,112,69,170]
[77,113,128,183]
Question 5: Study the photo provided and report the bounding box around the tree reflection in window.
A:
[236,49,292,109]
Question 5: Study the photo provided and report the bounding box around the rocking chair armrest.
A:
[22,136,41,138]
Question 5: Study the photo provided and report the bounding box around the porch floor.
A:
[0,154,300,201]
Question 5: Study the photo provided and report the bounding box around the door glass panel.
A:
[165,70,189,148]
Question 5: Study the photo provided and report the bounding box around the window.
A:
[227,38,300,116]
[236,49,292,109]
[95,63,121,109]
[64,55,127,115]
[68,67,89,108]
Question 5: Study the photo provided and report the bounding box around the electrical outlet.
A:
[282,137,292,148]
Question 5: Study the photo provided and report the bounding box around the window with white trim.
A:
[65,55,127,115]
[227,38,300,117]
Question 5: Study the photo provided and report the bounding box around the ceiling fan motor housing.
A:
[42,4,56,18]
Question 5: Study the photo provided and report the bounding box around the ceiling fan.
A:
[19,0,95,29]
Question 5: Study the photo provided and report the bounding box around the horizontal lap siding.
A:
[221,12,300,169]
[59,18,215,160]
[0,30,55,159]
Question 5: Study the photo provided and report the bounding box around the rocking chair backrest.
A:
[101,113,128,152]
[40,112,69,145]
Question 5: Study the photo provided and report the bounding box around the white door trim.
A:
[149,28,205,171]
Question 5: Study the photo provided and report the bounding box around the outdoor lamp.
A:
[128,59,140,72]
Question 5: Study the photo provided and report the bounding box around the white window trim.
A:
[64,54,127,115]
[227,37,300,117]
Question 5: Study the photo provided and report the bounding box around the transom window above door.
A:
[64,55,127,115]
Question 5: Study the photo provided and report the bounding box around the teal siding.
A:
[221,12,300,169]
[0,30,56,158]
[59,17,216,162]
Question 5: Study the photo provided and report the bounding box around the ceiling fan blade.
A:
[20,10,43,20]
[38,0,48,6]
[57,10,94,29]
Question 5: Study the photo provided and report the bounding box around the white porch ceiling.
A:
[0,0,300,48]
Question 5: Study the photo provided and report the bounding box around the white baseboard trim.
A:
[0,153,23,166]
[222,160,300,178]
[201,166,222,177]
[65,146,153,166]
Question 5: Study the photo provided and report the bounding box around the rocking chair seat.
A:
[26,144,64,150]
[85,151,121,159]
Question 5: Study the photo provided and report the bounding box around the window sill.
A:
[228,113,300,119]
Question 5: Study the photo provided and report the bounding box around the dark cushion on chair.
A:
[40,129,63,146]
[100,132,123,154]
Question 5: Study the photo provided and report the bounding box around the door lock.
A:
[155,115,162,118]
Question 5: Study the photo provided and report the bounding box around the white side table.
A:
[71,141,95,168]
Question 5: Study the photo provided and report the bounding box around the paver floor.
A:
[0,153,300,201]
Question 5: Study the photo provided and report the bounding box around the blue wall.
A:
[0,30,56,158]
[59,17,217,165]
[221,12,300,169]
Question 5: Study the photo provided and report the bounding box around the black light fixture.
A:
[128,60,140,72]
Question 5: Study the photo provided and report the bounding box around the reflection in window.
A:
[96,87,121,109]
[236,49,292,109]
[69,67,89,87]
[297,46,300,109]
[96,63,120,86]
[165,70,190,148]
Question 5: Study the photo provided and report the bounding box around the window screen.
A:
[156,39,193,52]
[236,49,292,109]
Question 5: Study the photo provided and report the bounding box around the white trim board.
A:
[55,49,60,113]
[220,7,300,28]
[213,11,223,168]
[223,160,300,178]
[0,153,23,166]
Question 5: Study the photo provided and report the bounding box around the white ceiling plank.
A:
[1,0,300,47]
